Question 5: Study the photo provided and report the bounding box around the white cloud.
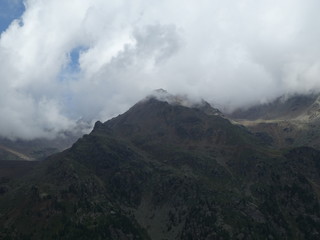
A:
[1,0,320,139]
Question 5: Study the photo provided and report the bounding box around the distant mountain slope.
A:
[0,131,85,161]
[228,93,320,149]
[1,95,320,239]
[0,145,34,161]
[229,94,319,121]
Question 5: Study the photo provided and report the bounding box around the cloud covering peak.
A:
[1,0,320,139]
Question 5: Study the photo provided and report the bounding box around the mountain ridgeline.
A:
[1,94,320,239]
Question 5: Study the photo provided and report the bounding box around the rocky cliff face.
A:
[1,96,320,239]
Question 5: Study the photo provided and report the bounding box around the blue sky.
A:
[0,0,83,81]
[0,0,24,33]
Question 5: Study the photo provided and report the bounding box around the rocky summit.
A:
[1,94,320,239]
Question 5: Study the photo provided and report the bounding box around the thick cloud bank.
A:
[1,0,320,139]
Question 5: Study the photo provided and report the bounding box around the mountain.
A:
[1,94,320,239]
[228,93,320,149]
[229,94,319,121]
[0,130,86,161]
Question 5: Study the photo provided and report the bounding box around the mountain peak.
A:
[140,89,222,117]
[3,91,320,239]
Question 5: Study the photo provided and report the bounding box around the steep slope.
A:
[1,96,320,239]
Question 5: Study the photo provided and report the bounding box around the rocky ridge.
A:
[0,94,320,239]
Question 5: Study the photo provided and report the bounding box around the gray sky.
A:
[1,0,320,140]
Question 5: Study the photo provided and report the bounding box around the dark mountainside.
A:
[1,95,320,239]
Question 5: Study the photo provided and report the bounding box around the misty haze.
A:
[0,0,319,140]
[1,0,320,239]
